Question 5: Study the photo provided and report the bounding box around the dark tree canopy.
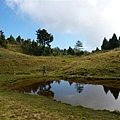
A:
[16,35,22,44]
[67,46,75,55]
[36,29,53,48]
[101,34,120,50]
[109,33,119,49]
[7,35,15,44]
[101,37,109,50]
[0,30,7,48]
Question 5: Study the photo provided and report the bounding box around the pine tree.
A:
[36,29,53,48]
[101,37,109,50]
[109,33,119,49]
[36,29,53,55]
[7,35,15,44]
[0,30,7,48]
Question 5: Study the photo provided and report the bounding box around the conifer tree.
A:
[101,37,109,50]
[109,33,119,49]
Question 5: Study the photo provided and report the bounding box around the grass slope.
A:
[0,46,120,78]
[0,46,120,119]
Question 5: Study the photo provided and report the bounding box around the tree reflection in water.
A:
[103,86,120,100]
[75,83,84,93]
[13,80,120,111]
[20,80,55,97]
[18,80,85,97]
[16,80,120,101]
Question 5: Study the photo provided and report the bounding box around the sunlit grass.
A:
[0,46,120,119]
[0,47,120,78]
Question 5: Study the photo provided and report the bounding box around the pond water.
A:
[19,80,120,111]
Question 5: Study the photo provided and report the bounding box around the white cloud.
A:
[5,0,120,49]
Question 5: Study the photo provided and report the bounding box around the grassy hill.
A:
[0,45,120,78]
[0,45,120,119]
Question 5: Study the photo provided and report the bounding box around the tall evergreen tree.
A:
[7,35,15,44]
[109,33,119,49]
[101,37,109,50]
[16,35,22,44]
[0,30,7,48]
[67,46,75,55]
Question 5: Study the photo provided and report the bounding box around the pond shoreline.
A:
[7,79,120,111]
[1,75,120,119]
[61,75,120,80]
[5,74,120,89]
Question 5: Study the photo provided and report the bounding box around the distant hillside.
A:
[0,46,120,78]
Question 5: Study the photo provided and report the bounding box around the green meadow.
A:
[0,46,120,119]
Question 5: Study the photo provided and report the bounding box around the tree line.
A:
[101,33,120,50]
[1,28,119,56]
[0,29,86,56]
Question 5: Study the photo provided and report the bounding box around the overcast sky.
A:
[2,0,120,51]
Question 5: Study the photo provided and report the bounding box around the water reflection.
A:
[75,83,84,93]
[22,80,85,97]
[20,81,54,97]
[16,80,120,111]
[103,86,120,99]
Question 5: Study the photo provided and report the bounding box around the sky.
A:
[1,0,120,51]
